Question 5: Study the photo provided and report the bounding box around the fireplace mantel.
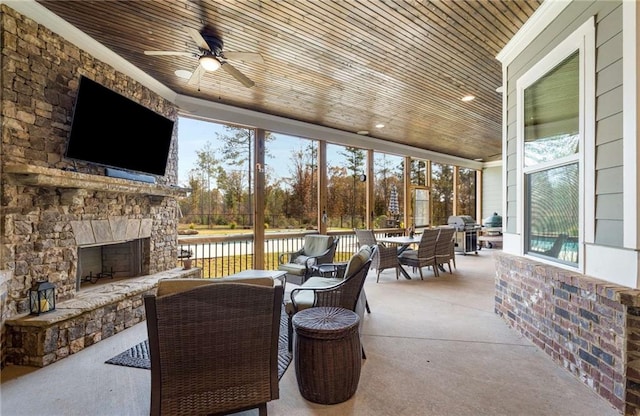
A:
[4,164,189,198]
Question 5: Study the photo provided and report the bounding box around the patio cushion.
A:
[285,276,343,316]
[304,235,334,256]
[157,276,275,297]
[344,245,372,277]
[278,263,307,276]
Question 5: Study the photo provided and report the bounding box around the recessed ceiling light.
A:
[175,69,192,79]
[474,158,483,161]
[375,123,385,128]
[461,95,475,102]
[357,130,369,135]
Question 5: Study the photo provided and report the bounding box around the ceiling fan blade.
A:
[187,65,205,86]
[221,62,255,88]
[144,50,194,57]
[186,27,210,51]
[222,51,264,64]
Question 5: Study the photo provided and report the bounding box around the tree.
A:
[431,162,454,226]
[191,142,220,226]
[339,147,366,228]
[218,126,274,226]
[285,143,318,226]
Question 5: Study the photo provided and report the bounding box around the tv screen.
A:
[65,76,174,176]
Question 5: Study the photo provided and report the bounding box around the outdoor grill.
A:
[447,215,480,255]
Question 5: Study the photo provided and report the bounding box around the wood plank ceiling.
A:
[36,0,543,163]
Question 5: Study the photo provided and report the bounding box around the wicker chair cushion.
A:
[156,276,274,297]
[277,263,307,276]
[345,245,372,277]
[284,276,343,315]
[398,250,418,260]
[304,235,335,256]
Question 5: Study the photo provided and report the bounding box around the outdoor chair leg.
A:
[287,313,294,352]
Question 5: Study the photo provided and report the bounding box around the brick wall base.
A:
[494,251,640,415]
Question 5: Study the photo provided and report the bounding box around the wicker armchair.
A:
[278,235,339,285]
[144,281,284,416]
[285,245,374,354]
[398,228,440,279]
[355,229,400,282]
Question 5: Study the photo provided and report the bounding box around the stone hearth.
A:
[5,267,200,367]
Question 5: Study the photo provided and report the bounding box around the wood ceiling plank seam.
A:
[439,1,513,52]
[510,1,544,21]
[421,0,506,54]
[399,1,505,79]
[388,0,505,68]
[215,1,375,80]
[320,1,495,105]
[344,2,490,75]
[478,1,530,39]
[371,1,504,93]
[40,3,196,53]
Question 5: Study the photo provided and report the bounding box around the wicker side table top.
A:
[292,306,359,339]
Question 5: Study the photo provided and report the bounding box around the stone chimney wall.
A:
[1,4,182,363]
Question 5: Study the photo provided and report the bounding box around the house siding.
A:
[481,165,502,220]
[504,1,622,247]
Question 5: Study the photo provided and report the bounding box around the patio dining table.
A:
[377,235,422,280]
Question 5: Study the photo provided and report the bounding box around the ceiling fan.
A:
[144,28,264,88]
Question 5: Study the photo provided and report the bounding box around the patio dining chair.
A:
[355,229,400,282]
[398,228,440,279]
[435,226,456,274]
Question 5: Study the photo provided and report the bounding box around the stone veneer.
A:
[494,251,640,415]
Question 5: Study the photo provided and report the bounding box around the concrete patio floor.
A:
[0,248,621,416]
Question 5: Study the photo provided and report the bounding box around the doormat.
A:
[106,306,292,379]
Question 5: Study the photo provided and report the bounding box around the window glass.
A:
[431,162,453,226]
[373,152,404,228]
[524,52,579,167]
[525,164,579,264]
[457,168,477,220]
[521,46,581,267]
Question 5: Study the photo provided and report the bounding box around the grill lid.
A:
[447,215,478,230]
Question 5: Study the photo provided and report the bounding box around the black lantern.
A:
[29,280,56,315]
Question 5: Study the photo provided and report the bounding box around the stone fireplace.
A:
[2,165,195,367]
[72,219,152,289]
[0,5,194,369]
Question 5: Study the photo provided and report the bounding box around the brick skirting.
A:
[494,252,640,415]
[4,268,200,368]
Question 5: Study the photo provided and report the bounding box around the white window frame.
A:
[515,17,595,272]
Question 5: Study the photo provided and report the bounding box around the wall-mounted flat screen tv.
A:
[65,76,174,176]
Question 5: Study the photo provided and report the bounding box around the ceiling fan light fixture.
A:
[200,55,221,71]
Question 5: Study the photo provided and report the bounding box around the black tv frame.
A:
[65,76,174,177]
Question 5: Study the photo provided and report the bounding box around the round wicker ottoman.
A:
[292,306,361,404]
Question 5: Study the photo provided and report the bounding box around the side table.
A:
[293,306,362,404]
[311,262,348,279]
